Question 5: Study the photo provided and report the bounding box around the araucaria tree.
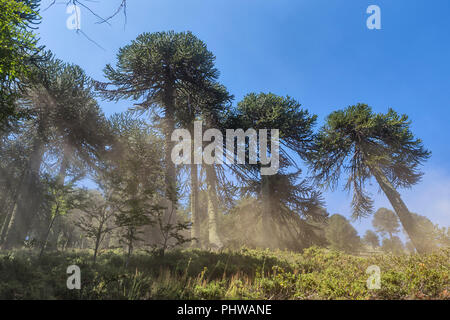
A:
[325,214,361,253]
[363,230,380,248]
[309,104,431,254]
[0,0,41,132]
[1,53,110,248]
[182,83,233,249]
[103,113,165,257]
[372,208,400,240]
[226,92,325,250]
[100,31,219,227]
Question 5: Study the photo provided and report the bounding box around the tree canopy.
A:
[309,104,431,253]
[0,0,42,131]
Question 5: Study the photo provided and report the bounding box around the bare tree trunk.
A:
[0,195,8,235]
[260,172,274,249]
[0,174,22,245]
[93,232,101,264]
[125,228,134,267]
[0,204,12,244]
[190,162,200,247]
[38,150,70,256]
[205,164,222,249]
[2,139,44,249]
[0,169,18,244]
[39,213,57,258]
[189,122,200,246]
[369,165,426,254]
[162,90,177,226]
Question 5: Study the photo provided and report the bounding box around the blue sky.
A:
[37,0,450,238]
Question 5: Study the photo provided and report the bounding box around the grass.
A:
[0,246,448,300]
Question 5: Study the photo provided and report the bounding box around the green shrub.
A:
[0,247,448,300]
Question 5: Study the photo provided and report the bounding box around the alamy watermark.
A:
[367,5,381,30]
[366,265,381,290]
[66,4,81,30]
[171,121,279,175]
[66,265,81,290]
[64,4,380,32]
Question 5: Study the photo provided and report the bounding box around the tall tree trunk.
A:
[205,164,222,249]
[104,228,112,249]
[125,228,134,267]
[369,165,426,254]
[162,88,177,227]
[0,200,12,244]
[0,172,23,245]
[93,230,102,264]
[0,167,14,236]
[189,122,201,247]
[39,213,57,258]
[260,171,274,249]
[190,162,200,247]
[2,139,44,249]
[38,149,70,254]
[0,194,8,230]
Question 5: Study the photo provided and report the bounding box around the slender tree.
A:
[194,83,233,248]
[102,113,168,256]
[0,124,31,244]
[75,191,116,264]
[2,54,110,248]
[309,104,431,253]
[38,176,84,258]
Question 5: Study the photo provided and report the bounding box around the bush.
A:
[0,247,448,300]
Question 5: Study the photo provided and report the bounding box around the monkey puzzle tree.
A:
[372,208,400,240]
[408,213,443,252]
[309,104,431,254]
[325,214,361,253]
[226,92,325,250]
[363,230,380,248]
[381,236,405,254]
[100,31,219,225]
[0,122,30,238]
[0,0,42,132]
[1,53,110,248]
[180,82,233,249]
[102,112,190,257]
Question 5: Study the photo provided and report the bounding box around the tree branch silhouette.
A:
[43,0,128,50]
[44,0,128,26]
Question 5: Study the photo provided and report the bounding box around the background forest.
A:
[0,0,448,300]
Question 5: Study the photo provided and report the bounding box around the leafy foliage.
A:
[0,0,41,131]
[324,214,361,253]
[362,230,380,248]
[309,104,431,218]
[372,208,400,239]
[0,247,448,300]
